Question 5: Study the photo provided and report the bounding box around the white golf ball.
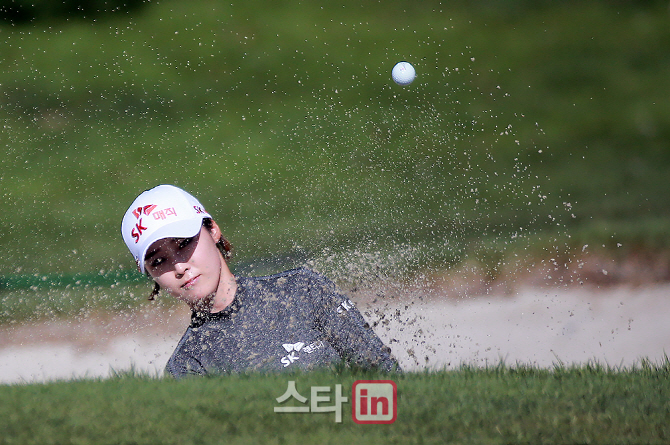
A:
[392,61,416,86]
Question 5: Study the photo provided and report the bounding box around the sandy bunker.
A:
[1,282,668,384]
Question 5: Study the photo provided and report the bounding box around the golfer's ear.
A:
[208,220,223,240]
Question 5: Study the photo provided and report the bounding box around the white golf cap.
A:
[121,184,212,273]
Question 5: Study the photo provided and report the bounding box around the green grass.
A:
[0,1,669,314]
[2,363,670,444]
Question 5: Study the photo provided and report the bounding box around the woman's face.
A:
[144,224,224,309]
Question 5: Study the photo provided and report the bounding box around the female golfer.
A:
[122,184,400,378]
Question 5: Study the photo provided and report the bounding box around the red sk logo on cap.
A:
[130,204,156,243]
[131,219,148,243]
[132,205,157,219]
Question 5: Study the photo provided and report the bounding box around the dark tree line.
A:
[0,0,149,25]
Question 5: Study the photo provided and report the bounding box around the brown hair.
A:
[148,218,233,300]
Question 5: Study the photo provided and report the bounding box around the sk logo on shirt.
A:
[283,342,305,352]
[280,342,304,367]
[337,299,354,314]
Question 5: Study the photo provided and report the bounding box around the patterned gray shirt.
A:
[165,267,400,378]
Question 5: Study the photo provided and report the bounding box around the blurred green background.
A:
[0,0,668,289]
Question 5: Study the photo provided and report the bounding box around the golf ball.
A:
[392,61,416,86]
